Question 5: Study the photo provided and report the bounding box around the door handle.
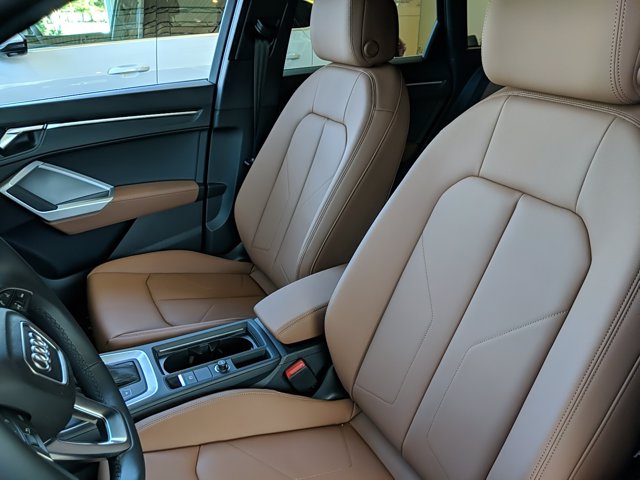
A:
[107,64,150,75]
[286,52,301,60]
[0,125,45,150]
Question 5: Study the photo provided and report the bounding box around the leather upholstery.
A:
[88,0,409,350]
[88,252,270,351]
[325,90,640,478]
[311,0,399,67]
[137,389,356,451]
[483,0,640,104]
[50,181,199,235]
[254,265,345,344]
[235,63,408,288]
[140,1,640,477]
[144,425,391,480]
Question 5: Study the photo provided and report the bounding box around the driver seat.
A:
[135,0,640,478]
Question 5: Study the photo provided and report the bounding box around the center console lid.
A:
[254,265,346,345]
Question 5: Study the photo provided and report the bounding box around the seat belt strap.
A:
[245,20,276,169]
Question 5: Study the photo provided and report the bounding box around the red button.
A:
[285,360,307,379]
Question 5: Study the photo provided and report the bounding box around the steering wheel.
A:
[0,239,144,480]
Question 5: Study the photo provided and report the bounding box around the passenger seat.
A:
[88,0,409,351]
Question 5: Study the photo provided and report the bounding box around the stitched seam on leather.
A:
[195,300,226,325]
[144,274,173,328]
[266,117,330,282]
[226,441,292,478]
[34,307,105,404]
[277,305,327,338]
[536,276,640,479]
[617,0,631,102]
[303,70,403,278]
[289,70,363,277]
[610,0,624,103]
[352,235,435,406]
[397,187,523,454]
[425,311,567,465]
[480,0,495,67]
[478,95,510,176]
[246,103,314,250]
[350,177,500,397]
[154,291,262,302]
[413,193,523,443]
[491,90,640,128]
[295,70,377,279]
[194,445,201,480]
[137,391,341,432]
[296,426,354,479]
[575,118,616,211]
[531,267,640,479]
[568,355,640,479]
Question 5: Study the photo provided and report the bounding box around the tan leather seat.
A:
[88,0,409,351]
[135,0,640,478]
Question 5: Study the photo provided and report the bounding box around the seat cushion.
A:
[144,425,391,480]
[88,251,271,351]
[137,389,389,480]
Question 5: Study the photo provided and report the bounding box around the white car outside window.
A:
[0,0,324,106]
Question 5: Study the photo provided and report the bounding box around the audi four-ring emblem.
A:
[21,322,67,384]
[28,330,52,372]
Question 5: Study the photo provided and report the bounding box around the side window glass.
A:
[467,0,491,47]
[397,0,436,58]
[284,0,438,72]
[155,0,227,84]
[25,0,117,49]
[0,0,228,106]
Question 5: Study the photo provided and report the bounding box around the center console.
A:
[101,319,335,419]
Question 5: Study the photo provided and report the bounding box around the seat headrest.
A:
[483,0,640,105]
[311,0,399,68]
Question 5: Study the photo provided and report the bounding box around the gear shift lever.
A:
[107,361,141,389]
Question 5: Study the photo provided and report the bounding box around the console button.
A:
[180,371,197,385]
[14,291,28,301]
[121,388,133,401]
[11,301,26,313]
[0,291,12,307]
[194,367,212,382]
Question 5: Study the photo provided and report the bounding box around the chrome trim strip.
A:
[0,111,199,150]
[154,326,247,355]
[0,125,45,150]
[47,394,131,461]
[48,110,200,130]
[0,162,114,223]
[100,350,159,407]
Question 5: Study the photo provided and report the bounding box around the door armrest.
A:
[255,265,346,345]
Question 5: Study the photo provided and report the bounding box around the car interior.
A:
[1,0,640,479]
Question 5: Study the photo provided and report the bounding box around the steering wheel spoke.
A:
[46,393,131,462]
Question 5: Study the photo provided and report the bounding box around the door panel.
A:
[0,82,217,305]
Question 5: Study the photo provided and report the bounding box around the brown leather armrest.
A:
[255,265,346,345]
[50,180,198,235]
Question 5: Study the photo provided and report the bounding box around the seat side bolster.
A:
[136,389,357,452]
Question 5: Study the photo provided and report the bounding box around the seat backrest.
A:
[234,0,409,290]
[326,0,640,478]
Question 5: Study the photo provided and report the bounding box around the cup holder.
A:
[162,337,254,374]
